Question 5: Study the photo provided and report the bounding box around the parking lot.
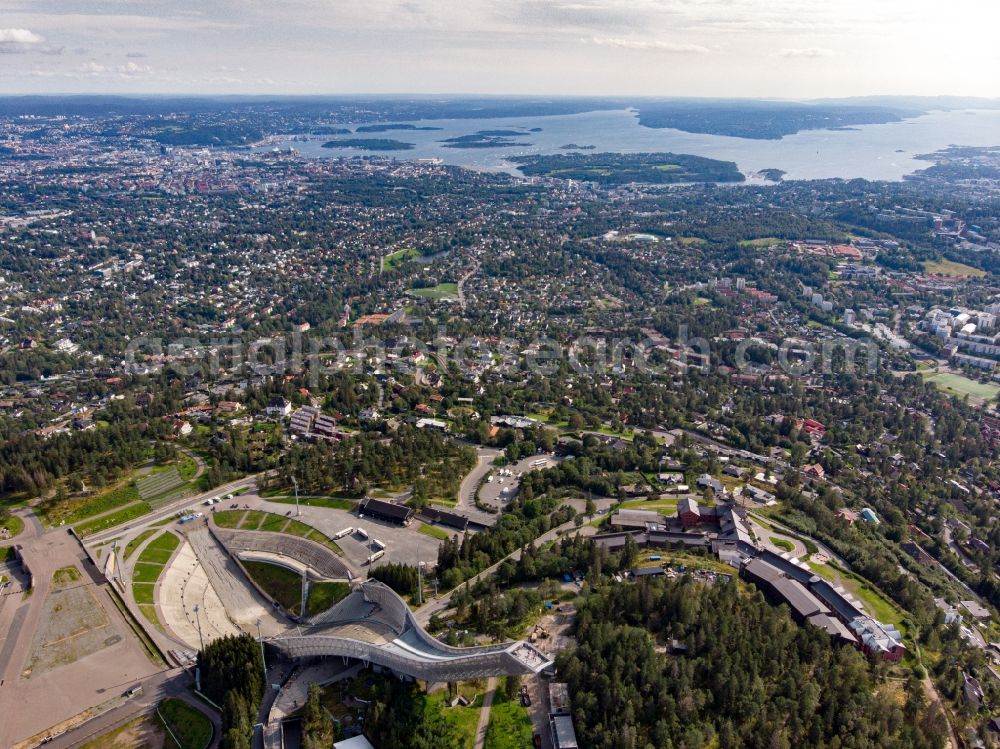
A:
[478,455,562,510]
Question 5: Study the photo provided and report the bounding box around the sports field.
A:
[922,259,986,278]
[921,370,1000,402]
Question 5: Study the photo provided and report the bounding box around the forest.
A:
[511,152,744,185]
[197,634,265,749]
[557,577,949,749]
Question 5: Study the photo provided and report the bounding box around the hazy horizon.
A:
[1,0,998,98]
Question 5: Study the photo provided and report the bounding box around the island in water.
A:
[440,130,533,149]
[510,151,745,185]
[635,100,921,140]
[757,168,787,181]
[355,123,443,133]
[321,138,415,151]
[559,143,596,150]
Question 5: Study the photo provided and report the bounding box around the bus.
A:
[355,528,368,540]
[367,550,385,565]
[334,527,354,540]
[372,539,386,551]
[531,459,548,468]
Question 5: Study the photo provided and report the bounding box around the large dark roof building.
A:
[358,497,415,526]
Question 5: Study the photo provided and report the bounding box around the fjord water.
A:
[267,107,1000,181]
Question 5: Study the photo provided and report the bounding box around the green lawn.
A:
[383,247,421,271]
[130,532,179,618]
[920,370,1000,402]
[922,259,986,278]
[307,581,351,614]
[123,529,158,560]
[1,513,24,539]
[43,482,141,526]
[53,565,81,586]
[243,560,348,616]
[133,583,156,606]
[267,495,356,511]
[770,537,795,552]
[144,531,181,555]
[483,692,534,749]
[138,537,181,565]
[239,510,268,530]
[407,282,458,300]
[212,510,243,528]
[75,502,153,537]
[243,560,303,612]
[157,697,214,749]
[284,518,315,538]
[737,237,785,249]
[177,457,199,482]
[132,562,166,584]
[418,523,451,541]
[259,513,288,533]
[428,689,482,749]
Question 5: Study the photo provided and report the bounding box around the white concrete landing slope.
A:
[268,580,554,682]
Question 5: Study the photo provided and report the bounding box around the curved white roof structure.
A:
[267,580,554,681]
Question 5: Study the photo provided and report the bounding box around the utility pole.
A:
[256,617,266,674]
[292,475,300,517]
[193,604,204,652]
[417,561,425,605]
[300,569,308,618]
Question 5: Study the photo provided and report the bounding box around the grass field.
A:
[770,537,795,552]
[212,510,243,528]
[259,513,288,533]
[1,513,24,539]
[132,562,165,584]
[123,529,158,560]
[923,259,986,278]
[418,522,451,540]
[308,581,351,613]
[408,282,458,300]
[427,689,482,749]
[240,510,268,530]
[267,495,355,511]
[920,370,1000,402]
[382,247,421,271]
[483,692,534,749]
[738,237,785,248]
[243,560,349,616]
[157,697,214,749]
[130,532,179,625]
[74,501,152,537]
[43,482,141,526]
[53,564,81,586]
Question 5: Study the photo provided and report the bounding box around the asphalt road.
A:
[41,668,223,749]
[414,514,598,626]
[86,472,271,544]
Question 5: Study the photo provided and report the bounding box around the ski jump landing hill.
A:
[267,579,554,682]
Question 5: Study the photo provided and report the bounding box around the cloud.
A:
[118,61,152,75]
[78,61,108,75]
[589,36,710,53]
[125,51,147,58]
[0,27,45,53]
[777,47,836,58]
[0,28,43,45]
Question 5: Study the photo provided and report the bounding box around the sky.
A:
[0,0,998,98]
